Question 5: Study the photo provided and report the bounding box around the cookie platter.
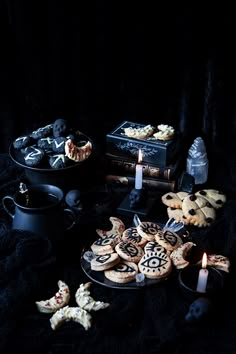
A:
[80,249,167,290]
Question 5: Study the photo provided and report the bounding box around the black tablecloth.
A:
[0,153,236,354]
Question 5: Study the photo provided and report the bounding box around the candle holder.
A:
[117,188,156,217]
[178,265,224,301]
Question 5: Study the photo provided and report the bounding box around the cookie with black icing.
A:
[138,251,172,279]
[144,241,168,254]
[104,260,138,283]
[155,230,183,252]
[136,221,162,241]
[13,135,33,150]
[31,124,53,139]
[24,146,45,166]
[91,253,120,271]
[91,236,117,255]
[115,241,143,263]
[161,191,189,209]
[122,227,147,247]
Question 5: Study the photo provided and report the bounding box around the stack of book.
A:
[104,152,184,192]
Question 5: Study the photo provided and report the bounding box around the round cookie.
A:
[31,124,53,139]
[115,241,144,263]
[24,146,45,166]
[104,261,138,284]
[144,241,168,254]
[170,242,196,269]
[138,251,172,279]
[182,194,216,227]
[195,189,226,209]
[153,124,175,141]
[136,221,162,241]
[49,154,69,169]
[167,207,190,225]
[13,135,33,150]
[122,227,147,247]
[161,192,189,209]
[91,253,120,271]
[155,230,183,252]
[91,237,116,255]
[37,136,54,150]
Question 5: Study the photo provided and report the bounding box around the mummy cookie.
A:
[104,261,138,284]
[96,217,125,239]
[122,227,147,247]
[155,230,183,252]
[31,124,53,139]
[123,124,155,139]
[196,254,230,273]
[75,282,110,311]
[161,191,189,209]
[195,189,226,209]
[170,242,196,269]
[13,135,32,150]
[35,280,70,313]
[115,241,144,263]
[50,305,92,331]
[91,236,117,255]
[153,124,175,141]
[182,194,216,227]
[24,146,45,166]
[138,251,172,279]
[90,253,120,271]
[137,221,162,241]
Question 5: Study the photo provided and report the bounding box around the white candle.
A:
[196,252,209,293]
[135,149,143,189]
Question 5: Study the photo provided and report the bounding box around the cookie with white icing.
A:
[24,146,45,166]
[115,241,144,263]
[37,136,54,150]
[91,253,120,271]
[137,221,162,241]
[155,230,183,252]
[195,189,226,209]
[52,137,67,153]
[182,194,216,227]
[104,260,138,283]
[161,191,189,209]
[153,124,175,141]
[49,153,69,169]
[122,227,147,247]
[170,242,196,269]
[13,135,33,150]
[31,124,53,139]
[138,251,172,279]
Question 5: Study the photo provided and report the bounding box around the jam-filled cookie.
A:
[104,260,138,284]
[138,251,172,279]
[137,221,162,241]
[182,194,216,227]
[161,191,189,209]
[195,189,226,209]
[91,253,120,271]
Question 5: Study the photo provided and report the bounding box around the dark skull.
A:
[129,188,145,209]
[65,189,81,208]
[185,297,212,323]
[53,118,68,138]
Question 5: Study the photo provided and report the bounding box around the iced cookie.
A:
[13,135,33,150]
[122,227,147,247]
[137,221,162,241]
[170,242,196,269]
[91,236,119,255]
[49,154,69,169]
[138,251,172,279]
[115,241,144,263]
[195,189,226,209]
[91,253,120,271]
[155,230,183,252]
[161,191,189,209]
[31,124,53,139]
[123,124,155,139]
[182,194,216,227]
[153,124,175,141]
[24,146,45,166]
[144,241,168,254]
[104,260,138,283]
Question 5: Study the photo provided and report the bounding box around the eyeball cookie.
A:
[122,227,147,247]
[138,251,172,279]
[104,261,138,284]
[137,221,162,241]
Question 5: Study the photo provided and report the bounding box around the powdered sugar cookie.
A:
[195,189,226,209]
[170,242,196,269]
[162,192,189,209]
[123,124,155,139]
[137,221,162,241]
[182,194,216,227]
[104,260,138,283]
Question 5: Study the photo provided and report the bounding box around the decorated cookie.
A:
[31,124,53,139]
[170,242,196,269]
[195,189,226,209]
[153,124,175,141]
[136,221,162,241]
[37,136,54,150]
[138,251,172,279]
[123,124,155,139]
[52,137,67,153]
[96,217,125,239]
[91,236,118,255]
[155,230,183,252]
[104,260,138,284]
[115,241,144,263]
[24,146,45,166]
[182,194,216,227]
[122,227,147,247]
[144,241,168,254]
[91,253,120,271]
[161,191,189,209]
[13,135,33,150]
[49,154,69,169]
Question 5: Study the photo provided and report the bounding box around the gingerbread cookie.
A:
[155,230,183,252]
[161,191,189,209]
[182,194,216,227]
[104,260,138,283]
[123,124,155,140]
[195,189,226,209]
[137,221,162,241]
[138,251,172,279]
[91,253,120,271]
[170,242,196,269]
[122,227,147,247]
[115,241,143,263]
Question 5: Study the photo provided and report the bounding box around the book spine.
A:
[105,174,176,191]
[106,158,172,180]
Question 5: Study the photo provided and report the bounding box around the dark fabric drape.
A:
[1,2,236,152]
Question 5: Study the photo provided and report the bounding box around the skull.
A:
[185,297,212,323]
[65,189,81,208]
[129,188,144,209]
[53,118,68,138]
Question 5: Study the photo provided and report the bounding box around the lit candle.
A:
[135,149,143,189]
[196,252,209,293]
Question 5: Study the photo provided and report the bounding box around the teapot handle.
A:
[64,208,76,230]
[2,196,15,218]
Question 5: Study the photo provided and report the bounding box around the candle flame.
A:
[202,252,207,269]
[138,149,143,163]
